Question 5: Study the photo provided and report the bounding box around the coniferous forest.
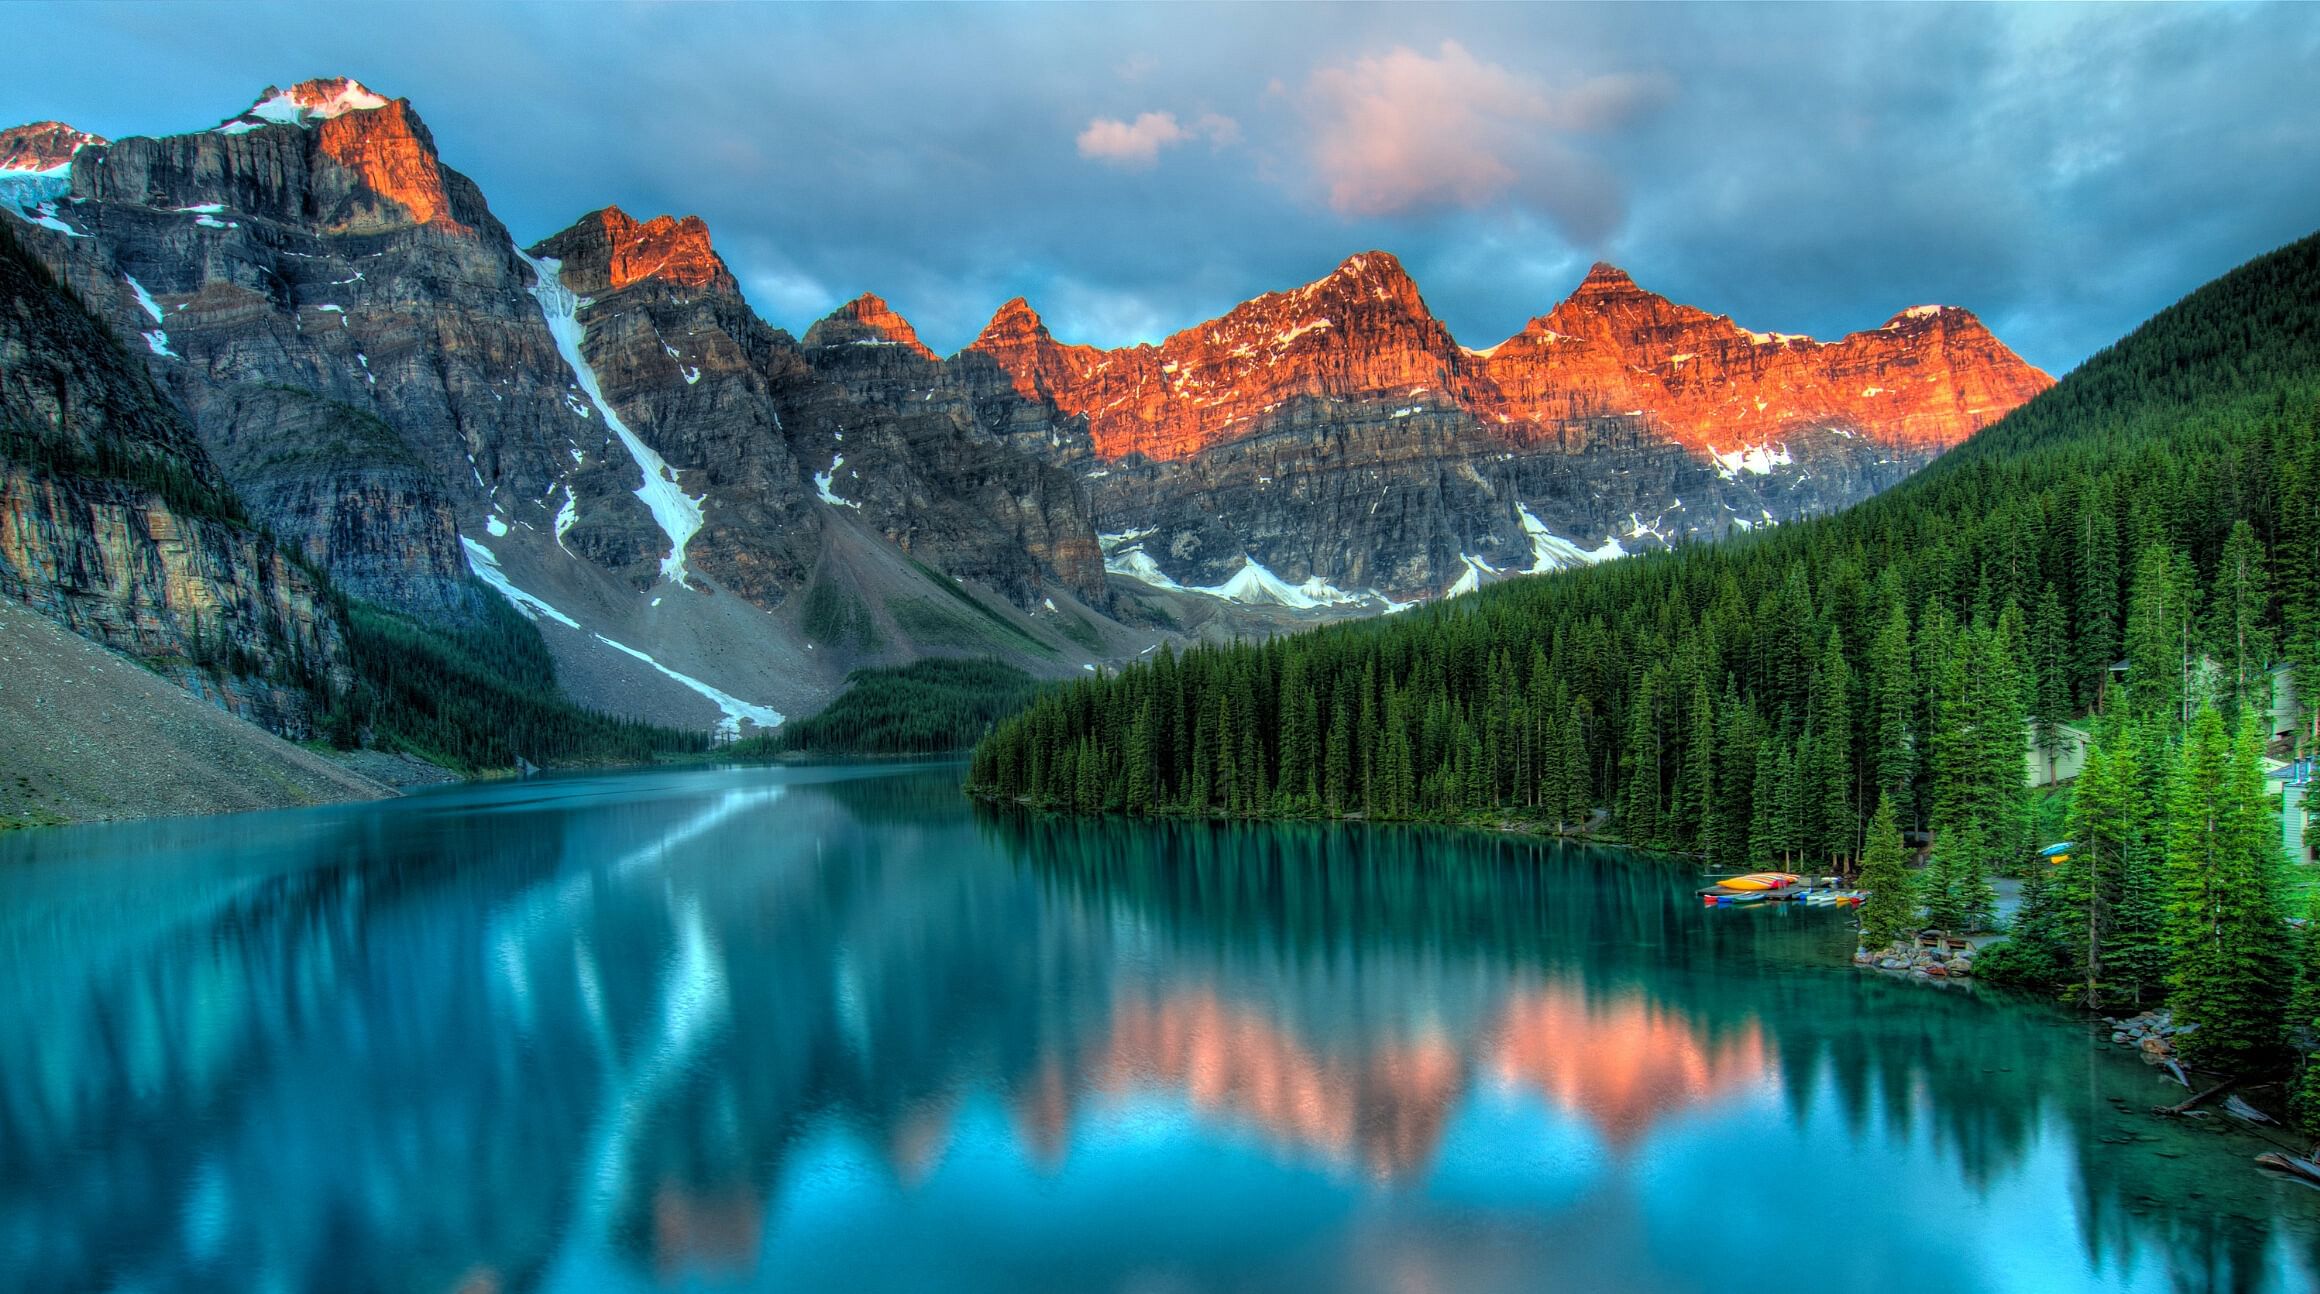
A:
[971,230,2320,1077]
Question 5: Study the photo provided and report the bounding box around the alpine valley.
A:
[0,78,2049,778]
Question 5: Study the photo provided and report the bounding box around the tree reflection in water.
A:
[0,766,2310,1293]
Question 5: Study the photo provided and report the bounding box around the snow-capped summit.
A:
[219,77,394,134]
[0,122,105,174]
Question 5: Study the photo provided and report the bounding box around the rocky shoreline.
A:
[1854,938,1978,981]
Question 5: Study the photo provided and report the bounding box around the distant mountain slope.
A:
[0,75,2054,735]
[0,80,1135,729]
[948,252,2048,602]
[969,230,2320,855]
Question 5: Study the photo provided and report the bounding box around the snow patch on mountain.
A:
[1709,442,1795,480]
[814,454,861,508]
[1198,556,1367,609]
[1516,502,1626,572]
[0,164,81,237]
[232,79,391,131]
[1444,555,1492,599]
[463,536,780,737]
[590,635,782,738]
[520,248,706,587]
[462,538,579,628]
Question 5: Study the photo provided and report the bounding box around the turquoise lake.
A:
[1,763,2314,1292]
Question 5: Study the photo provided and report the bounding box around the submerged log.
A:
[2254,1151,2320,1188]
[2154,1080,2234,1117]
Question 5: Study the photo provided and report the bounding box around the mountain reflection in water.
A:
[0,765,2312,1293]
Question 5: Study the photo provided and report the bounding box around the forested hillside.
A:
[969,232,2320,882]
[731,658,1041,757]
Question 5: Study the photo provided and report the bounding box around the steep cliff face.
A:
[0,224,346,736]
[795,293,1106,605]
[525,205,819,602]
[6,80,589,621]
[1470,263,2050,456]
[530,206,1106,609]
[960,254,2051,598]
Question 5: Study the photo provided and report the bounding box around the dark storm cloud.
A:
[6,2,2315,373]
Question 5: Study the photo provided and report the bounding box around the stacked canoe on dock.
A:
[1699,873,1864,907]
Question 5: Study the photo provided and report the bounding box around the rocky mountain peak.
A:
[1573,261,1640,295]
[532,206,736,297]
[223,77,395,132]
[1878,303,1971,331]
[822,293,937,359]
[1309,249,1421,300]
[193,80,462,231]
[0,122,105,173]
[978,297,1050,344]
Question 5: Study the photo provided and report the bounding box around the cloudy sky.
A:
[9,2,2317,374]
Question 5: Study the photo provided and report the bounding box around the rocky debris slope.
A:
[0,597,388,825]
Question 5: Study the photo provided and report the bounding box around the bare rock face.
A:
[524,205,1107,610]
[13,78,643,620]
[528,206,819,602]
[824,293,938,360]
[1470,263,2051,456]
[963,254,2052,597]
[0,224,346,737]
[0,122,104,172]
[796,295,1106,606]
[543,205,735,296]
[193,385,482,620]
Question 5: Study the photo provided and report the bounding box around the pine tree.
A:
[1992,857,2070,987]
[1857,794,1916,951]
[1125,702,1155,814]
[2030,582,2073,785]
[1324,689,1353,816]
[1802,632,1855,865]
[2125,542,2200,730]
[2203,519,2275,721]
[2163,708,2290,1072]
[1747,734,1781,867]
[2074,490,2122,713]
[1868,601,1917,814]
[1920,842,1964,935]
[1680,673,1719,853]
[2291,893,2320,1128]
[1561,695,1592,829]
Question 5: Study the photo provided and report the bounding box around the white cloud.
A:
[1076,109,1238,169]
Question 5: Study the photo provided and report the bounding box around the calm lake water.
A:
[2,763,2315,1293]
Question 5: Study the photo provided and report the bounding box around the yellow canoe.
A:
[1718,872,1804,891]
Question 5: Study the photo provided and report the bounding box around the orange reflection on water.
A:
[650,1184,761,1283]
[1488,987,1776,1150]
[1092,989,1462,1181]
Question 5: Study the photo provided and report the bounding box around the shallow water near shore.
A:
[1,763,2313,1292]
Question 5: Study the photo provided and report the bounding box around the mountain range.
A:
[0,77,2051,744]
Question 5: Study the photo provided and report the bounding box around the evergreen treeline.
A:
[734,658,1040,757]
[330,594,709,774]
[970,230,2320,897]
